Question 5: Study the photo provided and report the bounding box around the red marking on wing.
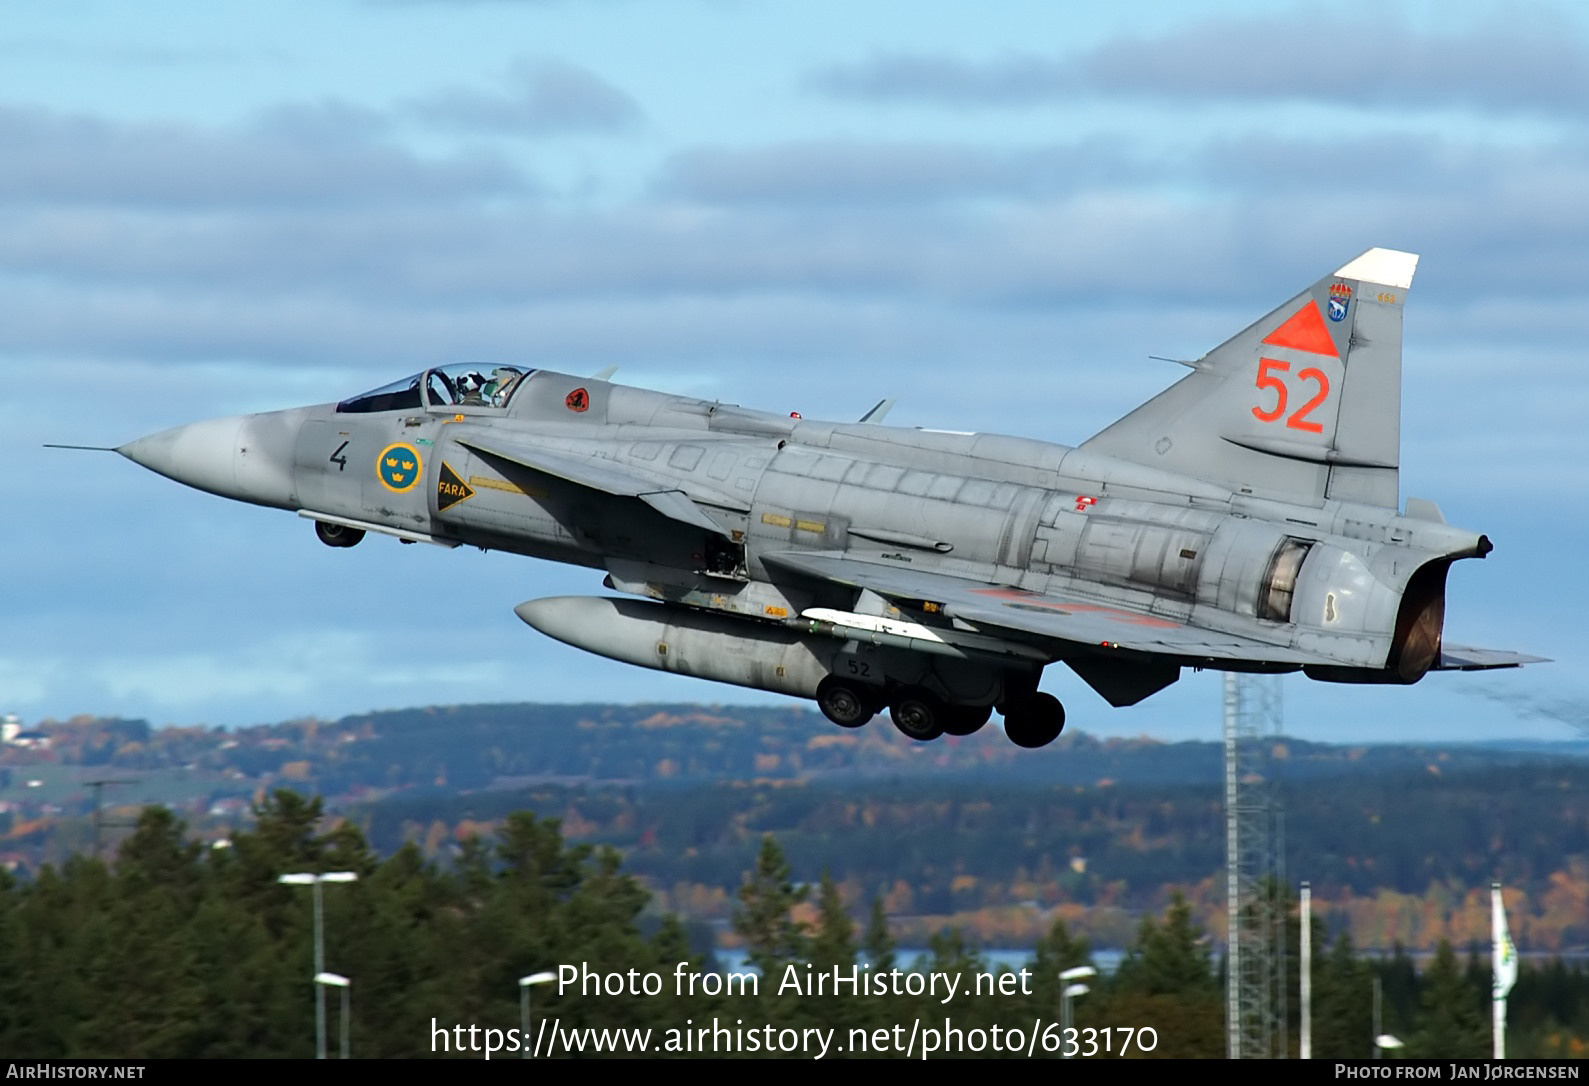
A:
[968,588,1181,629]
[1261,302,1339,358]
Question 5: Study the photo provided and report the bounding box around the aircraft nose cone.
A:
[118,410,304,509]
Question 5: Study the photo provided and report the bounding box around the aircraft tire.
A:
[816,676,874,729]
[941,703,992,737]
[1004,692,1065,748]
[315,521,366,548]
[889,688,946,742]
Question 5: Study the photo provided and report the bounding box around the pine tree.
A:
[1115,892,1216,997]
[732,836,808,996]
[799,871,859,1032]
[810,871,855,969]
[1313,931,1374,1058]
[1027,916,1093,1021]
[1104,893,1222,1057]
[862,895,895,973]
[923,927,991,1029]
[1377,941,1419,1038]
[88,807,207,1056]
[1409,939,1487,1058]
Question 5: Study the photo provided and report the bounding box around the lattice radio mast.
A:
[1224,672,1288,1059]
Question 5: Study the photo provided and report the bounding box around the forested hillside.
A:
[2,703,1586,953]
[3,793,1585,1058]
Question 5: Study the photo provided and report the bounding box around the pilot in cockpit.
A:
[483,367,523,407]
[458,371,488,406]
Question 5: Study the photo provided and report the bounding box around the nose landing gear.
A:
[314,521,366,548]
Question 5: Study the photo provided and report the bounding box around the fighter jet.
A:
[104,248,1540,747]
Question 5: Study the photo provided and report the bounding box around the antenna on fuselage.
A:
[858,398,896,424]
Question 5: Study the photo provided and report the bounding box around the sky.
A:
[4,0,1585,744]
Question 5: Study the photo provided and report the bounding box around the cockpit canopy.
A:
[336,364,533,414]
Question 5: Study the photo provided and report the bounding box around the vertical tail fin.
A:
[1081,248,1418,509]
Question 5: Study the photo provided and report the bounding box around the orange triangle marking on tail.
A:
[1262,302,1339,357]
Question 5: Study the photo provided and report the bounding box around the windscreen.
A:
[336,365,533,413]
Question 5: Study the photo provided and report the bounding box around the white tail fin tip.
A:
[1334,248,1419,290]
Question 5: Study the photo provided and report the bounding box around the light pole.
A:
[315,972,351,1059]
[281,872,359,1059]
[1371,973,1406,1058]
[1301,881,1312,1060]
[1059,965,1097,1059]
[519,971,556,1058]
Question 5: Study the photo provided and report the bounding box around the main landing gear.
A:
[889,689,947,741]
[815,676,878,729]
[814,677,1063,748]
[1000,692,1065,749]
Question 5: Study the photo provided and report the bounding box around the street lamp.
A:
[281,872,359,1059]
[315,972,351,1059]
[1059,966,1097,1059]
[1370,975,1405,1059]
[519,971,556,1059]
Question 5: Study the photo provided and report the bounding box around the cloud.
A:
[810,51,1074,106]
[5,134,1589,376]
[408,59,642,135]
[655,138,1150,205]
[0,102,527,209]
[0,3,1576,741]
[1078,10,1589,114]
[368,0,586,6]
[1,91,1588,476]
[811,9,1589,116]
[0,37,291,68]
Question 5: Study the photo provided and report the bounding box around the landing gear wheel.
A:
[889,688,946,741]
[1003,692,1065,749]
[816,676,874,728]
[941,704,992,737]
[315,521,366,548]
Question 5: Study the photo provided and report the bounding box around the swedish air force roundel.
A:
[377,442,422,492]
